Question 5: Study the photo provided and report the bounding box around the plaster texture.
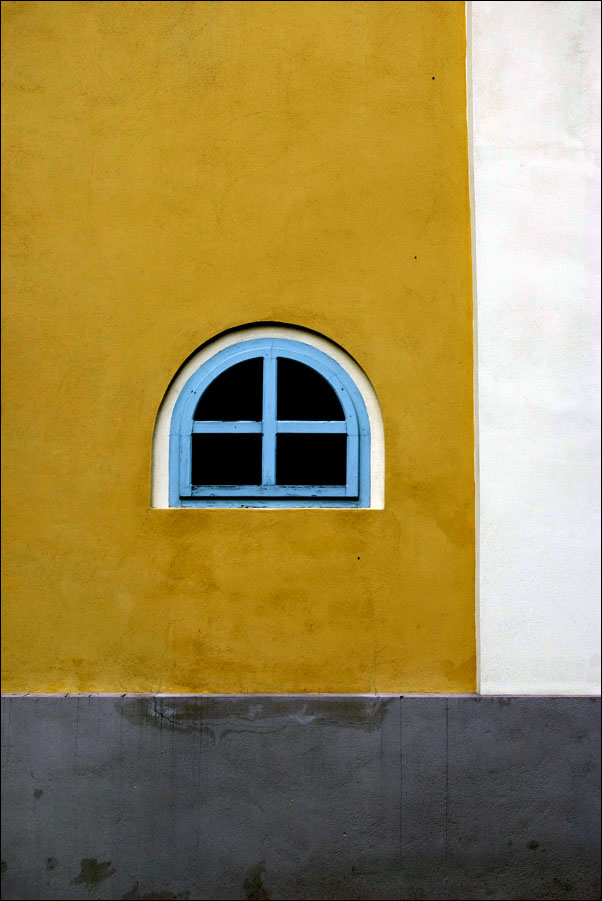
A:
[1,695,600,900]
[471,1,601,693]
[1,0,475,695]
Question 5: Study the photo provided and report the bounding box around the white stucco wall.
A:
[470,1,601,694]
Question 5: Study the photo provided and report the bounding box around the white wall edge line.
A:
[465,0,481,696]
[2,692,600,699]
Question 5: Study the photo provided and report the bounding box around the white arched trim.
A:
[151,325,385,509]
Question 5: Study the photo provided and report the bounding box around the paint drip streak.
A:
[399,697,403,855]
[445,698,449,868]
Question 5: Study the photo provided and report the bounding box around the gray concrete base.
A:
[1,696,600,900]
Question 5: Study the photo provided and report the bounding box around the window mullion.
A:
[262,351,277,485]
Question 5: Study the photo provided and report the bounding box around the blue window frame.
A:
[169,338,370,507]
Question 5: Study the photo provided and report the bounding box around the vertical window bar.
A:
[262,349,277,485]
[345,430,359,496]
[179,434,192,496]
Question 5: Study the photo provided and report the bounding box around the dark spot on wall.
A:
[71,858,115,886]
[33,788,43,799]
[527,840,539,850]
[46,858,58,871]
[1,861,7,873]
[443,656,476,687]
[414,256,417,259]
[432,76,435,79]
[243,863,269,900]
[122,882,189,900]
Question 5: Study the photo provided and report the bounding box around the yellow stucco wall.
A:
[2,0,475,693]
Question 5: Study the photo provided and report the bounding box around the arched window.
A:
[164,336,374,508]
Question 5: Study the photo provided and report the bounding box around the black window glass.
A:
[277,357,345,420]
[191,434,262,485]
[276,434,347,485]
[194,358,263,421]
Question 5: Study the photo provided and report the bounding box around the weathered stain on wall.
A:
[1,697,600,900]
[1,1,474,693]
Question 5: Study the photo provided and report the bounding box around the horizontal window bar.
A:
[188,485,352,498]
[275,421,348,433]
[190,421,352,434]
[191,421,262,433]
[181,498,361,508]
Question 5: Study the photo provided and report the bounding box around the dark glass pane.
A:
[194,358,263,421]
[277,357,344,420]
[276,434,347,485]
[192,434,262,485]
